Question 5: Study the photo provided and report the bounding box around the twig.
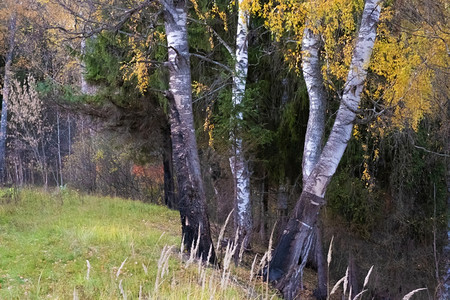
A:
[413,145,450,157]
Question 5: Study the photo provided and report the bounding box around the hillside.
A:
[0,188,279,299]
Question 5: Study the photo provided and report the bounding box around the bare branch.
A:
[188,17,234,57]
[413,145,450,158]
[190,53,233,73]
[50,0,156,38]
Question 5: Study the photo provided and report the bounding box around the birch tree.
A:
[189,0,259,255]
[265,1,382,298]
[0,11,17,183]
[47,0,217,262]
[301,17,328,300]
[161,0,217,263]
[229,0,252,258]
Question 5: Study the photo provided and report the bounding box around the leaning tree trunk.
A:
[0,12,17,183]
[301,26,327,184]
[229,0,252,258]
[301,24,329,299]
[162,0,216,264]
[268,1,381,299]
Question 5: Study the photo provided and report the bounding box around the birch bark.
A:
[268,1,381,298]
[301,26,326,185]
[229,0,252,257]
[301,24,328,300]
[0,12,17,183]
[162,0,216,263]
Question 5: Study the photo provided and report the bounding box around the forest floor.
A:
[0,188,288,299]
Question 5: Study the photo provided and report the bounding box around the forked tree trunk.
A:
[162,0,216,264]
[301,24,329,298]
[229,0,252,257]
[268,1,381,298]
[0,12,17,183]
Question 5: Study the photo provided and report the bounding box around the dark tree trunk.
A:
[277,183,289,226]
[268,191,325,299]
[259,177,269,242]
[162,123,176,209]
[312,226,327,300]
[162,0,216,264]
[348,251,359,298]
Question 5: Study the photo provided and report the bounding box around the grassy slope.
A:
[0,189,273,299]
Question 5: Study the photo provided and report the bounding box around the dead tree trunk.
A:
[162,0,216,264]
[268,1,381,298]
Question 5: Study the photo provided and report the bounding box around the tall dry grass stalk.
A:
[154,245,174,294]
[343,266,349,297]
[327,238,377,300]
[118,279,127,300]
[206,245,212,267]
[351,265,373,300]
[262,223,277,299]
[180,235,185,260]
[330,274,346,295]
[116,257,128,278]
[220,229,239,289]
[141,263,148,275]
[402,288,427,300]
[237,235,247,265]
[327,236,334,299]
[186,227,201,267]
[250,254,258,282]
[85,260,91,280]
[217,209,234,251]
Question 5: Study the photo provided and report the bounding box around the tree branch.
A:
[190,53,233,73]
[50,0,156,38]
[188,17,234,57]
[413,145,450,158]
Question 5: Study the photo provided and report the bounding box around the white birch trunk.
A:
[162,0,216,263]
[301,18,329,300]
[269,1,381,298]
[304,0,381,198]
[229,0,252,251]
[301,26,326,185]
[0,12,17,182]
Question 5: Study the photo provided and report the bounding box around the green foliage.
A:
[327,167,382,238]
[326,117,447,243]
[269,83,308,183]
[212,84,273,152]
[385,124,447,242]
[83,33,125,84]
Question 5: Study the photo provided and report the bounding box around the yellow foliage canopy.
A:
[262,0,449,131]
[370,3,449,130]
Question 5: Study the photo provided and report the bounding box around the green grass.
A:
[0,188,277,299]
